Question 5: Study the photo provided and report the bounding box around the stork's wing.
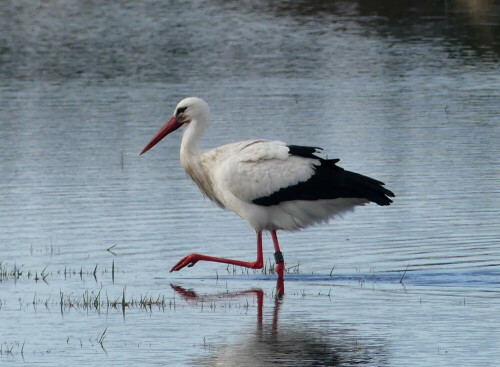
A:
[216,140,321,203]
[214,140,394,207]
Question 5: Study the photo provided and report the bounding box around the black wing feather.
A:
[287,145,322,159]
[252,145,395,207]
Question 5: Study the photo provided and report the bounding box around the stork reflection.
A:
[171,279,387,366]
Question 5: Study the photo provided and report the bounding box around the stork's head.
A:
[140,97,210,155]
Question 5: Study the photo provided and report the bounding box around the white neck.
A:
[178,116,223,207]
[180,118,206,165]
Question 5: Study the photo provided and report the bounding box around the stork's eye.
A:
[176,107,188,116]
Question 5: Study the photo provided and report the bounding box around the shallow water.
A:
[1,0,499,366]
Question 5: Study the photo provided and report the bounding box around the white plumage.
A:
[140,97,394,277]
[197,139,362,231]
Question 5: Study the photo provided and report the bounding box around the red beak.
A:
[140,117,183,155]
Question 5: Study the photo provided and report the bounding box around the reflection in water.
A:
[172,282,387,366]
[232,0,500,57]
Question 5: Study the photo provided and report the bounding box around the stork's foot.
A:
[170,232,264,273]
[170,253,201,272]
[170,253,263,272]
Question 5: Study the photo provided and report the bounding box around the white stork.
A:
[140,97,394,279]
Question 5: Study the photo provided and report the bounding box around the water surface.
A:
[1,1,499,366]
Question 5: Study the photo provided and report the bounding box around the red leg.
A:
[271,231,284,280]
[170,231,264,272]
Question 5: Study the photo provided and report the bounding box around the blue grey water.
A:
[1,1,499,366]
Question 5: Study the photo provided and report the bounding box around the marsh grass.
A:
[0,262,24,281]
[50,289,169,313]
[28,288,260,315]
[19,289,172,316]
[0,262,41,282]
[0,262,118,283]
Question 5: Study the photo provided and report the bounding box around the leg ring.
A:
[274,251,284,264]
